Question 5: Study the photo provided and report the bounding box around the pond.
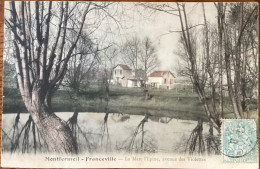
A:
[1,112,219,154]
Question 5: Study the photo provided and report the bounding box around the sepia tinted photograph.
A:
[1,1,258,168]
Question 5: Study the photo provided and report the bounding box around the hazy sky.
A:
[94,2,218,71]
[4,2,218,72]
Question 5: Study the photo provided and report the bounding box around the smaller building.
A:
[127,78,144,88]
[127,69,146,88]
[147,71,175,89]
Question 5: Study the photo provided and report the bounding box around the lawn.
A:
[2,85,258,121]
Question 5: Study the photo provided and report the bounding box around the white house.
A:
[112,64,133,87]
[112,64,146,88]
[147,71,175,89]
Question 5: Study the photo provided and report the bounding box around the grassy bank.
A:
[3,85,258,121]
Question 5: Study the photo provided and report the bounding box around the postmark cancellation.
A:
[222,119,258,163]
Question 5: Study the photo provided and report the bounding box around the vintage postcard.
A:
[1,1,259,168]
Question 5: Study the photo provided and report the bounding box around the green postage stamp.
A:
[222,119,258,163]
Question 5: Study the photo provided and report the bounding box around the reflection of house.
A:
[147,71,175,89]
[112,64,145,87]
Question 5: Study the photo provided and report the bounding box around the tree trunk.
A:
[33,112,78,154]
[177,3,221,131]
[224,53,243,119]
[32,110,77,154]
[24,89,78,154]
[7,1,102,154]
[217,2,224,118]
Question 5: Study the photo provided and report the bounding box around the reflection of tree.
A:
[99,70,111,152]
[4,112,99,154]
[67,111,94,153]
[185,120,220,155]
[9,114,47,154]
[2,129,12,152]
[117,114,158,153]
[206,122,220,155]
[11,113,21,150]
[185,119,205,155]
[100,112,111,152]
[149,116,173,124]
[2,113,21,152]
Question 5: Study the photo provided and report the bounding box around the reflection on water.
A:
[117,113,158,153]
[2,112,218,154]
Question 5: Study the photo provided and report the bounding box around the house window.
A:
[170,79,173,84]
[164,79,167,84]
[120,70,122,75]
[115,70,116,75]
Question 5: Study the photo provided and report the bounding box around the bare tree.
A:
[64,33,99,92]
[215,2,226,118]
[64,34,99,153]
[138,3,222,131]
[139,37,159,81]
[222,3,258,118]
[5,1,114,153]
[176,3,222,131]
[172,2,258,126]
[103,46,119,84]
[122,37,140,71]
[140,2,258,127]
[3,24,17,88]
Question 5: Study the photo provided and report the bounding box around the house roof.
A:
[115,64,132,70]
[149,71,175,77]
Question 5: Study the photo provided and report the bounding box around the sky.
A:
[93,2,218,72]
[4,2,218,73]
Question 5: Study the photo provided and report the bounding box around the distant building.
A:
[147,71,175,89]
[127,78,143,88]
[127,69,146,88]
[112,64,146,87]
[112,64,133,87]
